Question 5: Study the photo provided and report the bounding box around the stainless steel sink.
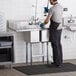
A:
[63,17,76,27]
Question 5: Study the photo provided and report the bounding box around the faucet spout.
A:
[68,15,75,23]
[34,0,38,25]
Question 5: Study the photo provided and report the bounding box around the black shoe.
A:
[55,64,63,68]
[51,62,55,65]
[47,63,62,68]
[47,63,56,67]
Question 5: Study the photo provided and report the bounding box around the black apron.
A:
[49,20,63,65]
[49,20,60,30]
[49,20,61,42]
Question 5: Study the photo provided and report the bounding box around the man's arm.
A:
[44,15,51,25]
[39,15,51,28]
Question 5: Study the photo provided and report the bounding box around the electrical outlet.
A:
[63,8,68,11]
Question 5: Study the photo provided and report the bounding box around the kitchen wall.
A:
[0,0,76,20]
[59,0,76,17]
[0,0,46,20]
[0,0,76,63]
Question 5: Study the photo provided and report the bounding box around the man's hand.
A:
[39,23,44,28]
[44,7,49,13]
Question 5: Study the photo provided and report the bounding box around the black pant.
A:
[49,29,62,65]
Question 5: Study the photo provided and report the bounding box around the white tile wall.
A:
[59,0,76,17]
[0,0,76,20]
[0,0,47,20]
[0,12,6,32]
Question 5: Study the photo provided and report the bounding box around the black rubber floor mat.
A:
[13,63,76,75]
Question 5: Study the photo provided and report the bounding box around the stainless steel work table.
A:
[10,28,49,65]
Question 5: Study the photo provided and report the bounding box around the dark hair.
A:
[53,0,57,2]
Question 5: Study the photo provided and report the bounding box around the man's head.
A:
[49,0,58,5]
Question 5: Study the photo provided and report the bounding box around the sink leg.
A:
[47,42,49,64]
[42,42,44,63]
[30,43,32,65]
[26,43,28,64]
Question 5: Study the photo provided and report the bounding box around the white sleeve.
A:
[48,8,53,16]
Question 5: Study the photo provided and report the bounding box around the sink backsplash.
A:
[8,20,40,30]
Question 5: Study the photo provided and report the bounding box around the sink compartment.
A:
[23,31,40,42]
[40,30,49,42]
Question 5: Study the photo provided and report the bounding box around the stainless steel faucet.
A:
[29,0,39,25]
[68,15,75,23]
[29,16,39,25]
[34,0,38,25]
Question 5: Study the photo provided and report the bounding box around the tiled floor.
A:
[0,59,76,76]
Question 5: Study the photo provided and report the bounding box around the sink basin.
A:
[23,25,40,29]
[69,26,76,31]
[65,26,76,31]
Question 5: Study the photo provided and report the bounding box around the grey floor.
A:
[0,59,76,76]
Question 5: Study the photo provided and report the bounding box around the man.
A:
[41,0,63,67]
